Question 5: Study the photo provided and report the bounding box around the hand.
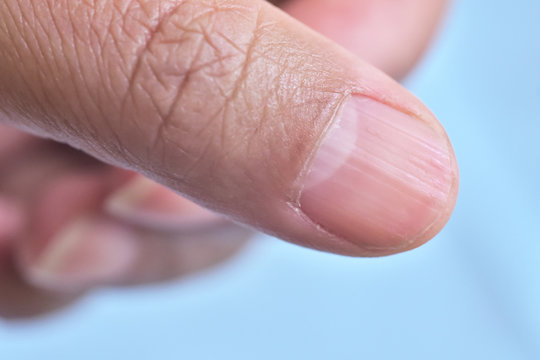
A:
[0,0,458,318]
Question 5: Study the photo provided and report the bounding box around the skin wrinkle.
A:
[115,2,184,162]
[178,14,263,175]
[63,4,115,155]
[192,8,269,154]
[244,28,339,192]
[123,2,256,171]
[226,15,286,157]
[3,2,116,158]
[52,2,110,146]
[119,19,222,181]
[37,3,73,111]
[129,0,338,197]
[121,0,187,120]
[1,2,60,129]
[2,1,166,167]
[1,0,275,171]
[150,38,211,163]
[148,25,209,153]
[222,9,263,107]
[116,2,216,166]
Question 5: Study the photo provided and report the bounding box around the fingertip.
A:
[296,96,459,256]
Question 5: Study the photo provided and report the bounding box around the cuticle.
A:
[288,91,352,206]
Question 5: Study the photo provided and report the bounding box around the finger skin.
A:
[0,0,458,256]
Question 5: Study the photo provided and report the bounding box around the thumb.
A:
[0,0,458,256]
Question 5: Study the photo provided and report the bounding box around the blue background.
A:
[1,0,539,359]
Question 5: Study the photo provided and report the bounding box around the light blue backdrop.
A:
[1,1,539,359]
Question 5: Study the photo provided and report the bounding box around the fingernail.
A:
[26,216,136,292]
[105,177,223,232]
[300,96,456,251]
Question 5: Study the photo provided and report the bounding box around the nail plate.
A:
[300,96,456,250]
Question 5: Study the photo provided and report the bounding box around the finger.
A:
[0,126,248,296]
[2,219,249,319]
[0,0,458,256]
[105,176,229,233]
[281,0,449,78]
[12,170,249,293]
[20,220,250,293]
[17,214,250,293]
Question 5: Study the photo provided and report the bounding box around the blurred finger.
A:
[0,123,250,315]
[280,0,448,78]
[105,176,228,233]
[13,171,250,293]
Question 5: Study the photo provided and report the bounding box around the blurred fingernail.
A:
[300,96,456,251]
[105,177,223,231]
[26,216,136,292]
